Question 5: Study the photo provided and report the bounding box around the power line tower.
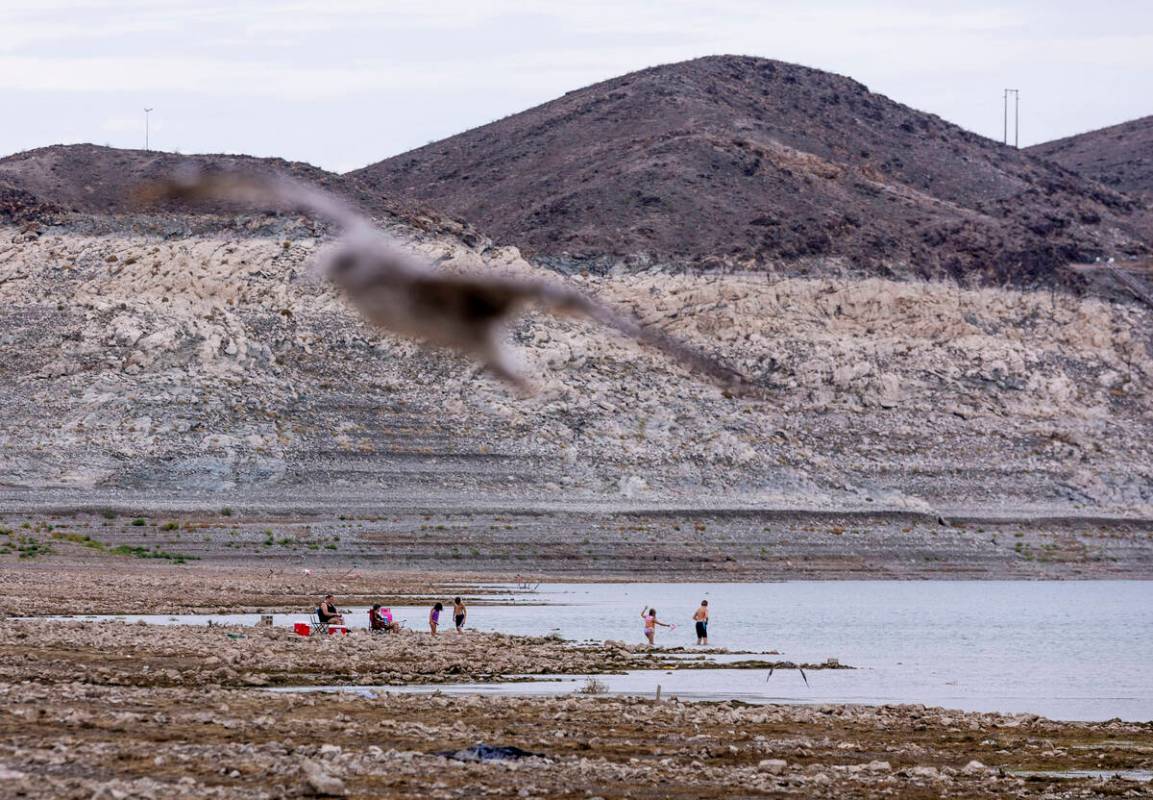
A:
[1002,89,1019,147]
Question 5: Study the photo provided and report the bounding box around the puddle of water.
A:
[1011,769,1153,782]
[266,665,1147,723]
[268,669,846,704]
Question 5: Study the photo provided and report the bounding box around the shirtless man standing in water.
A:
[693,600,709,645]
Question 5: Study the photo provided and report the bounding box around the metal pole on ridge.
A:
[1002,90,1020,148]
[1015,91,1020,148]
[1003,90,1008,144]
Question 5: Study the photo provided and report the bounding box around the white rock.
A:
[758,758,788,774]
[617,474,648,498]
[302,760,346,796]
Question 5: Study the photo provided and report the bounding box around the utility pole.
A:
[1002,90,1019,147]
[144,107,153,151]
[1014,90,1019,148]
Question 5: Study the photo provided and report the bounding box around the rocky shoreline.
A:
[1,681,1149,798]
[1,563,1150,797]
[0,620,816,689]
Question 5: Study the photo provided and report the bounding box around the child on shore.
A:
[429,602,443,636]
[453,597,467,633]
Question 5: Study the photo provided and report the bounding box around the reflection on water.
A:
[34,581,1153,723]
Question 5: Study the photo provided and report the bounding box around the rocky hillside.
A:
[1029,115,1153,201]
[350,55,1153,284]
[0,144,479,243]
[2,221,1150,517]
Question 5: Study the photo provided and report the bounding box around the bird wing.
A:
[135,169,756,394]
[499,276,754,393]
[134,167,368,231]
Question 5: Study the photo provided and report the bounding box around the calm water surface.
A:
[49,581,1153,722]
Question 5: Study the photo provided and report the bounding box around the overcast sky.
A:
[2,0,1151,172]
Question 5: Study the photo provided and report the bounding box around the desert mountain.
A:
[0,144,348,212]
[0,143,478,242]
[1029,115,1153,201]
[0,79,1151,520]
[351,55,1153,284]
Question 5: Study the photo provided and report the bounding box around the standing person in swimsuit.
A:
[641,607,671,646]
[429,602,443,636]
[453,597,467,633]
[692,599,709,645]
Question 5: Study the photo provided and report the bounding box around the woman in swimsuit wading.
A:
[641,606,671,646]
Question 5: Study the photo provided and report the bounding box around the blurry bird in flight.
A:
[137,169,751,395]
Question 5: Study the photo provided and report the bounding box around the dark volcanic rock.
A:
[1029,114,1153,201]
[0,143,479,241]
[350,55,1153,283]
[0,181,60,224]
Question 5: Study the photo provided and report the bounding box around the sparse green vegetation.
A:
[44,531,195,563]
[15,535,52,559]
[110,545,197,564]
[221,507,233,517]
[161,522,179,531]
[51,531,104,549]
[131,518,147,527]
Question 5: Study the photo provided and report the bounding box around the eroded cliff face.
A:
[2,223,1151,516]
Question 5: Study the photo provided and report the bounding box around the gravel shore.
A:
[2,682,1149,798]
[1,562,1150,797]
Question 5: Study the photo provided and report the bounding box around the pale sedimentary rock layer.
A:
[1,226,1151,518]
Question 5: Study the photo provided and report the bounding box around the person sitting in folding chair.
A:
[317,594,344,627]
[368,604,400,634]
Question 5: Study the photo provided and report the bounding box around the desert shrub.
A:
[577,678,608,695]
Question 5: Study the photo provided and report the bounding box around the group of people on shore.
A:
[315,594,467,635]
[316,595,711,645]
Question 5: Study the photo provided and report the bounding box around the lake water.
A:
[43,581,1153,722]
